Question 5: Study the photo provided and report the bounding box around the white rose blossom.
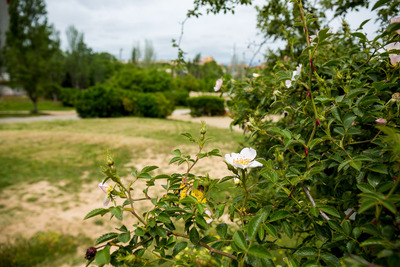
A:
[204,209,213,224]
[386,42,400,66]
[98,181,113,207]
[214,78,223,91]
[285,64,302,88]
[253,73,260,78]
[225,148,263,169]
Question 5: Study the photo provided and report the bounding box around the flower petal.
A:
[240,147,257,160]
[247,160,263,168]
[285,79,292,88]
[225,154,234,165]
[103,196,111,207]
[98,182,109,193]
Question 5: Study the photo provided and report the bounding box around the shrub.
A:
[187,95,225,117]
[0,231,76,267]
[75,85,125,118]
[137,92,174,118]
[164,89,189,106]
[58,87,80,107]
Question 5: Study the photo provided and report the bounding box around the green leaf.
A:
[328,221,344,233]
[264,223,278,238]
[118,232,130,243]
[358,199,376,213]
[342,221,352,236]
[361,237,387,247]
[84,208,109,220]
[369,164,388,174]
[95,245,111,265]
[248,245,272,259]
[320,252,341,267]
[269,210,290,222]
[294,247,318,257]
[357,183,374,193]
[189,227,200,245]
[248,214,264,241]
[172,241,187,256]
[157,213,172,224]
[156,226,167,238]
[110,206,123,220]
[216,223,227,239]
[318,205,341,218]
[281,220,293,238]
[233,231,247,251]
[95,232,118,245]
[372,0,391,10]
[141,165,158,173]
[195,214,208,230]
[349,160,362,171]
[138,172,152,179]
[215,204,225,219]
[382,200,397,214]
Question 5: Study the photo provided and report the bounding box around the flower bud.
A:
[85,247,97,260]
[316,118,320,126]
[375,118,387,125]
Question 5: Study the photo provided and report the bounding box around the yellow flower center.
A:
[392,93,400,101]
[233,157,251,166]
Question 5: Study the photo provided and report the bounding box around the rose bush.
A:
[84,1,400,266]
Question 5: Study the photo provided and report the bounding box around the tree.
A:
[3,0,60,113]
[143,39,156,67]
[131,41,141,65]
[64,25,91,89]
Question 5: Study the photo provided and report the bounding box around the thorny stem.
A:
[302,185,330,221]
[171,231,238,260]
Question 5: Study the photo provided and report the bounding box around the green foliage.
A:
[2,0,61,113]
[137,93,174,118]
[84,1,400,267]
[58,87,80,107]
[187,95,225,117]
[0,231,76,267]
[75,85,125,118]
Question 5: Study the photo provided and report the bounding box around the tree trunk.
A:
[31,99,38,114]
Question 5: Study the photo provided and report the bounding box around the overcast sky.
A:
[45,0,380,65]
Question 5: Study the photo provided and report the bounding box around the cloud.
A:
[45,0,265,65]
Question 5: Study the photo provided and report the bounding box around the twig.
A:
[302,185,330,221]
[171,231,237,260]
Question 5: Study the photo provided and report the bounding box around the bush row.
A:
[187,95,225,117]
[74,85,175,118]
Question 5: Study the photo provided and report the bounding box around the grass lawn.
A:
[0,95,74,112]
[0,117,244,265]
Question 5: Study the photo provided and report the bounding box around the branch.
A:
[171,231,237,260]
[302,185,330,221]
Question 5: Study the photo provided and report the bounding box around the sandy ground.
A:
[0,109,282,265]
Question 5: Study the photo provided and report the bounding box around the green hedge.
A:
[75,85,173,118]
[187,95,225,117]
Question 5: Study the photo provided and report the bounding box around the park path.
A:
[0,109,245,131]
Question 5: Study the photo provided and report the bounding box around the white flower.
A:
[285,64,302,88]
[345,208,357,221]
[204,209,213,224]
[214,78,223,91]
[252,73,260,78]
[391,17,400,34]
[225,148,263,169]
[234,177,241,185]
[386,42,400,66]
[98,181,113,207]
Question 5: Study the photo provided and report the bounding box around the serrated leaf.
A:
[189,227,200,245]
[368,164,388,174]
[141,165,158,173]
[215,203,225,219]
[282,220,293,238]
[318,205,341,218]
[95,232,118,245]
[357,183,374,193]
[321,252,341,267]
[233,231,247,251]
[269,210,290,222]
[110,206,123,220]
[264,223,278,238]
[382,200,397,214]
[95,245,111,265]
[358,199,376,213]
[172,241,187,256]
[195,214,208,230]
[248,214,263,241]
[118,232,130,243]
[248,245,272,259]
[157,212,172,224]
[294,247,318,257]
[216,223,227,239]
[84,208,109,220]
